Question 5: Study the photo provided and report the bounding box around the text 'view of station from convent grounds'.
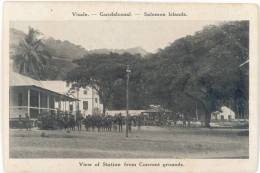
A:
[9,20,249,158]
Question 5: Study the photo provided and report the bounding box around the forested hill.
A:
[44,38,148,59]
[67,21,249,126]
[43,37,87,60]
[147,21,249,124]
[85,47,148,57]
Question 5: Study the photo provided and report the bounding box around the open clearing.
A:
[9,126,248,158]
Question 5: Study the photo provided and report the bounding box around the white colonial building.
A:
[41,81,103,116]
[10,71,103,122]
[211,106,236,121]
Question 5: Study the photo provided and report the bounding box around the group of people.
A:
[35,111,143,132]
[83,114,122,132]
[16,114,31,130]
[79,113,142,132]
[16,110,198,131]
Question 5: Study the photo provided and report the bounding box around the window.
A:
[69,104,73,111]
[95,98,98,103]
[18,93,22,106]
[84,90,88,95]
[83,101,88,110]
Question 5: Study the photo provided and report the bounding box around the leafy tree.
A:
[12,27,52,79]
[66,53,142,114]
[149,21,249,127]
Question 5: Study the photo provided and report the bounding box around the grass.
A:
[9,126,249,158]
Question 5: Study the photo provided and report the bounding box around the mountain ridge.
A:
[10,28,149,61]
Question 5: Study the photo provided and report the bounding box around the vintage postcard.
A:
[2,1,259,173]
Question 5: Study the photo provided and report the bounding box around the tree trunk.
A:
[204,109,211,128]
[201,100,211,128]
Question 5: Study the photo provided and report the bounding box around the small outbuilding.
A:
[211,106,236,121]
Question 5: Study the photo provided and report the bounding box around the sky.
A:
[10,20,220,53]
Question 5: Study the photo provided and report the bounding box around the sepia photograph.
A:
[8,20,249,159]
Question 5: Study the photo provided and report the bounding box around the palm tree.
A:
[12,27,51,79]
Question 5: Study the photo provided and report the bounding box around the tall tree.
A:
[12,27,52,79]
[66,53,142,114]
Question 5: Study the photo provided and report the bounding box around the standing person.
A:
[18,114,23,129]
[118,113,123,132]
[113,116,118,132]
[133,116,137,127]
[84,115,90,131]
[25,113,31,131]
[128,116,132,132]
[76,112,82,131]
[69,114,75,131]
[108,116,112,132]
[137,115,142,130]
[63,113,69,130]
[101,116,106,132]
[187,115,191,128]
[95,115,100,132]
[182,114,187,128]
[91,115,95,132]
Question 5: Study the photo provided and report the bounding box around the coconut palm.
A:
[12,27,51,79]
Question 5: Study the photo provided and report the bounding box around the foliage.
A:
[66,53,143,113]
[12,27,52,79]
[147,21,249,126]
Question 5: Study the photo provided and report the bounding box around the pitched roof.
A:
[10,72,45,88]
[40,81,69,95]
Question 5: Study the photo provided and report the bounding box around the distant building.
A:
[211,106,236,121]
[107,105,173,126]
[106,110,145,116]
[41,81,103,116]
[141,106,172,126]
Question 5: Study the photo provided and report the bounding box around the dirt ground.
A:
[9,126,249,158]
